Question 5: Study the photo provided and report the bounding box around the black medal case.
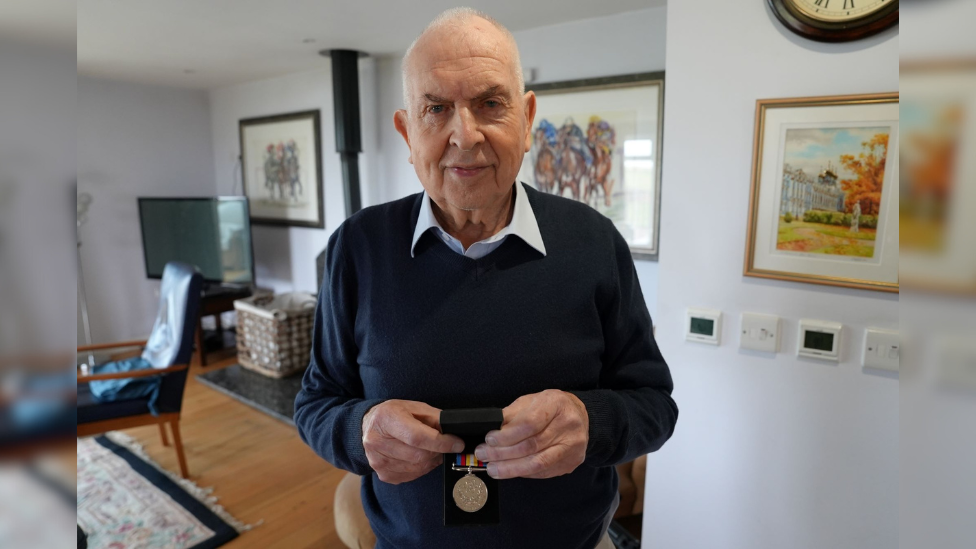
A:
[440,407,503,526]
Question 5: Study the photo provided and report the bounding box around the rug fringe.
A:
[103,431,262,533]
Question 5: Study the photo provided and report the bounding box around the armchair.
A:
[76,262,203,478]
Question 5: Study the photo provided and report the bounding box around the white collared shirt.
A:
[410,181,547,259]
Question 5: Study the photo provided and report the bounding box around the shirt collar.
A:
[410,181,547,258]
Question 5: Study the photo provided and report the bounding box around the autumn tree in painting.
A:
[906,105,960,207]
[839,133,889,216]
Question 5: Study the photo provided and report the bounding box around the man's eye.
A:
[429,105,445,114]
[484,100,500,108]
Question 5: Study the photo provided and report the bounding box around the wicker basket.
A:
[234,292,316,378]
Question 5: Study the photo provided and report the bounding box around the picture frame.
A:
[899,61,976,295]
[744,93,899,293]
[518,72,665,260]
[239,110,324,229]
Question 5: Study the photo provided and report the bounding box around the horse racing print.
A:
[239,110,324,228]
[519,73,664,259]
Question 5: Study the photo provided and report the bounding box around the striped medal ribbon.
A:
[453,453,487,469]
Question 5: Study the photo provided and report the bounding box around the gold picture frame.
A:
[744,93,899,293]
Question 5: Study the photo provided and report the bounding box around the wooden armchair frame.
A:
[77,341,191,478]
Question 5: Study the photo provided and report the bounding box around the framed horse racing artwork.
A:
[743,93,899,293]
[239,110,324,228]
[519,72,665,260]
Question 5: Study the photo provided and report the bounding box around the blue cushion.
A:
[77,383,153,424]
[86,357,162,414]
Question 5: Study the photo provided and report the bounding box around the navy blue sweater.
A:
[294,185,677,549]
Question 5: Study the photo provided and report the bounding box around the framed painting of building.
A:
[744,93,899,293]
[899,62,976,294]
[518,72,665,260]
[239,110,324,228]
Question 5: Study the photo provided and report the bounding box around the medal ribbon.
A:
[454,453,487,467]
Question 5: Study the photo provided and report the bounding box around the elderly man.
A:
[295,8,677,549]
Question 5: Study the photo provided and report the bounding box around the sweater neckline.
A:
[420,229,527,271]
[409,184,546,271]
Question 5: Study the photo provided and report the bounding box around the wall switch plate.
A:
[797,319,842,361]
[739,313,779,353]
[862,329,900,371]
[686,308,722,345]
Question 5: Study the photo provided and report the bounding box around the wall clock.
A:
[768,0,898,42]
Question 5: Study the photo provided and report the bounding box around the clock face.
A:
[790,0,891,22]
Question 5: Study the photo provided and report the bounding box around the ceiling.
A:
[0,0,76,49]
[74,0,666,90]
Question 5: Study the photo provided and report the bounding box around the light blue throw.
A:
[87,357,162,415]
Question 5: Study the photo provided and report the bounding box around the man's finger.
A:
[486,445,565,480]
[408,403,445,430]
[370,452,443,474]
[475,430,553,462]
[372,438,442,464]
[485,409,551,447]
[389,418,465,453]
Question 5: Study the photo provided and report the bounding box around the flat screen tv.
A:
[138,197,254,285]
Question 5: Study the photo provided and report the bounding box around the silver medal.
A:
[452,472,488,513]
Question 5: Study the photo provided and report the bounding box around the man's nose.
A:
[449,107,485,152]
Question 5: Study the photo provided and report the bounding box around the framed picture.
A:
[744,93,899,293]
[899,62,976,294]
[239,110,324,228]
[517,72,665,260]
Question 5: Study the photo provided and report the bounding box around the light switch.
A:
[740,313,779,353]
[863,329,900,371]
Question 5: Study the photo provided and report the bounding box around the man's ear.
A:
[393,109,413,164]
[523,91,537,153]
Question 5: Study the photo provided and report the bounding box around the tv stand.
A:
[195,284,254,366]
[202,282,252,296]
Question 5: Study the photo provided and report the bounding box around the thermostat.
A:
[686,308,722,345]
[797,319,842,361]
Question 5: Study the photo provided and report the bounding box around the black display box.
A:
[440,408,503,526]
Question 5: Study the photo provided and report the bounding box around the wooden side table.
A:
[194,287,253,366]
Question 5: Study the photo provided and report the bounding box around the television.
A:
[138,197,255,285]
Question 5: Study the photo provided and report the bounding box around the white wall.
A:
[373,54,415,207]
[899,4,976,547]
[513,6,667,85]
[209,58,379,294]
[0,41,77,355]
[373,6,667,314]
[643,2,898,549]
[77,76,215,343]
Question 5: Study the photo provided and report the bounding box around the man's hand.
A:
[362,400,465,485]
[474,390,589,480]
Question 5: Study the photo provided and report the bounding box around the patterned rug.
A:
[77,432,250,549]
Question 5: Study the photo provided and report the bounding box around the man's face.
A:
[395,20,536,212]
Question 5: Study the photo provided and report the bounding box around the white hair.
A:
[401,7,524,110]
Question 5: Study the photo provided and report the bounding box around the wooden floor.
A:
[117,349,347,548]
